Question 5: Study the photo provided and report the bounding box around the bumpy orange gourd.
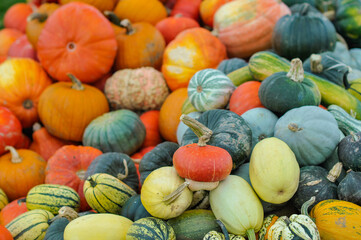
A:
[4,3,33,33]
[0,58,52,128]
[200,0,234,27]
[162,27,227,92]
[60,0,118,12]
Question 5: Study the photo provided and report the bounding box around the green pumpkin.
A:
[272,3,337,60]
[120,194,152,221]
[331,42,361,81]
[83,109,145,155]
[337,170,361,205]
[338,132,361,171]
[85,152,139,191]
[274,106,340,166]
[139,141,179,185]
[258,58,321,114]
[181,109,252,169]
[126,217,176,240]
[217,58,248,75]
[188,69,235,112]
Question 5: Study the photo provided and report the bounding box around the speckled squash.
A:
[126,217,176,240]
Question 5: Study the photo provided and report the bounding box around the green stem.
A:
[246,229,256,240]
[163,182,189,204]
[310,54,323,73]
[27,12,48,22]
[216,219,230,240]
[180,114,213,146]
[88,177,97,188]
[104,11,122,27]
[287,58,304,82]
[68,73,84,91]
[300,3,310,16]
[301,196,316,221]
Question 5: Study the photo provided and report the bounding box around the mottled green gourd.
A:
[126,217,176,240]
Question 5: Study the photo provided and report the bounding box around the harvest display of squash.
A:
[2,0,361,239]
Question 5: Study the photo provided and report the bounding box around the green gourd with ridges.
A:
[126,217,176,240]
[227,66,254,87]
[83,173,136,215]
[26,184,80,214]
[121,194,152,221]
[0,188,8,211]
[327,104,361,135]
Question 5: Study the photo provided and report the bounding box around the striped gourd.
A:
[6,209,54,240]
[83,173,136,214]
[126,217,176,240]
[0,188,8,210]
[26,184,80,214]
[188,69,235,112]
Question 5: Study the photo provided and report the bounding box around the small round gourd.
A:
[126,217,176,240]
[337,170,361,206]
[338,132,361,171]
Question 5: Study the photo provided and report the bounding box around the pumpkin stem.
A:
[310,54,323,73]
[120,19,135,35]
[88,177,97,188]
[5,146,22,164]
[32,122,42,132]
[287,58,304,82]
[117,159,129,180]
[27,12,48,23]
[131,158,141,164]
[216,219,230,240]
[246,229,256,240]
[300,3,310,16]
[288,123,302,132]
[68,73,84,91]
[300,196,316,221]
[163,181,190,204]
[180,114,213,147]
[104,10,122,26]
[50,206,79,223]
[326,162,343,183]
[174,13,183,18]
[23,99,33,110]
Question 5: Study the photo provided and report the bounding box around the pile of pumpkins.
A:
[0,0,361,239]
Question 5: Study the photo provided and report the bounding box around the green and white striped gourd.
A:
[327,104,361,135]
[188,69,235,112]
[126,217,176,240]
[0,188,8,210]
[203,231,246,240]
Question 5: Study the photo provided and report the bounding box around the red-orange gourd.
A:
[0,107,22,156]
[37,2,117,83]
[170,0,202,21]
[0,29,23,56]
[7,35,37,60]
[140,110,162,148]
[0,198,27,226]
[4,3,33,33]
[0,225,13,240]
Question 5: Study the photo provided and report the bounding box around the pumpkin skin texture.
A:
[7,35,37,60]
[0,58,52,128]
[213,0,291,58]
[338,170,361,205]
[338,132,361,171]
[0,107,22,156]
[140,110,162,148]
[37,2,117,83]
[38,76,109,142]
[3,3,33,33]
[126,217,176,240]
[217,58,248,75]
[0,225,12,240]
[0,28,23,57]
[310,199,361,239]
[170,0,202,21]
[60,0,118,12]
[274,106,340,167]
[200,0,234,28]
[120,194,152,221]
[249,137,300,204]
[104,67,169,111]
[83,109,145,155]
[162,27,227,92]
[181,109,252,169]
[272,3,337,61]
[0,198,27,226]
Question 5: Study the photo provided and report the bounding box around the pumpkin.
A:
[140,110,162,148]
[0,58,52,128]
[181,109,252,169]
[274,106,340,166]
[83,109,145,155]
[0,146,46,201]
[213,0,291,58]
[104,67,169,111]
[113,0,167,25]
[258,58,321,114]
[0,106,22,156]
[0,28,23,56]
[126,217,176,240]
[0,198,27,226]
[170,0,202,21]
[338,170,361,205]
[159,88,188,143]
[45,145,102,211]
[3,3,32,33]
[0,225,12,240]
[338,131,361,171]
[7,35,37,60]
[155,15,200,45]
[120,194,152,221]
[25,3,60,50]
[176,112,202,145]
[139,141,179,184]
[140,166,193,219]
[161,27,227,92]
[229,81,265,116]
[37,2,117,83]
[217,58,248,75]
[38,74,109,142]
[188,69,235,112]
[209,175,263,239]
[59,0,118,12]
[272,3,337,61]
[200,0,234,28]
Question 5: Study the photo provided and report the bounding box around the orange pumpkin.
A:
[0,146,46,201]
[60,0,118,12]
[25,3,60,50]
[170,0,202,21]
[0,198,27,226]
[0,225,13,240]
[162,27,227,92]
[200,0,234,27]
[0,29,23,57]
[37,2,117,83]
[0,107,22,156]
[229,81,265,115]
[113,0,167,25]
[213,0,290,58]
[4,3,33,33]
[140,110,163,148]
[0,58,52,128]
[159,88,188,142]
[38,74,109,142]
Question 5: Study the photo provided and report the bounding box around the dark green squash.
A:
[282,0,316,7]
[139,141,179,184]
[272,3,337,61]
[337,170,361,205]
[85,152,139,191]
[258,58,321,114]
[120,194,152,221]
[217,58,248,75]
[181,109,252,169]
[338,131,361,171]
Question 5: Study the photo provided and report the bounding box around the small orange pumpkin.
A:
[0,198,27,226]
[200,0,234,27]
[0,29,23,57]
[7,35,37,60]
[140,110,163,148]
[59,0,118,12]
[4,3,33,33]
[0,107,22,156]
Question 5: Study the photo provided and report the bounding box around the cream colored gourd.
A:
[249,137,300,204]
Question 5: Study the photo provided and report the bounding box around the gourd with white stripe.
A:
[327,104,361,136]
[126,217,176,240]
[0,188,8,211]
[83,173,136,215]
[26,184,80,214]
[203,231,246,240]
[188,69,235,112]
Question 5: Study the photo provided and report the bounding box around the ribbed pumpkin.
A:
[105,67,169,111]
[140,110,163,148]
[200,0,234,27]
[0,58,52,128]
[0,28,22,56]
[60,0,118,12]
[113,0,167,25]
[0,198,27,226]
[37,2,117,83]
[83,109,145,155]
[3,3,33,33]
[0,147,46,201]
[162,27,227,92]
[0,107,22,156]
[126,217,176,240]
[38,74,109,142]
[213,0,290,58]
[188,69,235,112]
